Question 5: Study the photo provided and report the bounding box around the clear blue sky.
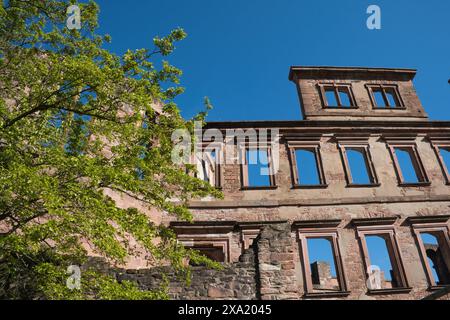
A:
[366,236,394,282]
[93,0,450,122]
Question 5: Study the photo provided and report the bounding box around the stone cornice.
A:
[288,66,417,81]
[204,120,450,131]
[406,215,450,225]
[185,195,450,209]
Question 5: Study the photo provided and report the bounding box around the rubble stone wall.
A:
[115,223,299,300]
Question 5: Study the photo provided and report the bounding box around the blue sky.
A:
[307,238,337,278]
[94,0,450,122]
[421,233,441,284]
[366,235,394,282]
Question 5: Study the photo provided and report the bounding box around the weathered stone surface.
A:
[207,286,234,298]
[107,223,299,300]
[256,223,298,300]
[109,251,257,300]
[102,67,450,300]
[259,263,281,271]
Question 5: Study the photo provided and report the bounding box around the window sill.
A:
[292,184,328,189]
[323,106,359,110]
[240,185,278,191]
[428,285,450,291]
[304,291,351,298]
[398,182,431,187]
[367,287,412,295]
[372,106,407,110]
[346,183,381,188]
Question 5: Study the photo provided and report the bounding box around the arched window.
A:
[339,144,379,186]
[394,148,420,183]
[294,149,320,185]
[421,232,450,285]
[346,148,372,184]
[387,142,429,186]
[365,235,398,288]
[307,237,339,291]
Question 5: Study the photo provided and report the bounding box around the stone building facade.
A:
[158,66,450,300]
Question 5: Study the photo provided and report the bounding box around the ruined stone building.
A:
[122,66,450,300]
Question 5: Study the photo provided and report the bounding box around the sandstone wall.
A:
[116,246,258,300]
[110,223,447,300]
[113,223,297,300]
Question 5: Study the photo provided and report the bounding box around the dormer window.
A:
[367,84,404,109]
[318,84,356,108]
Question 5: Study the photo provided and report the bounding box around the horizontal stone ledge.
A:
[185,195,450,209]
[259,263,282,271]
[204,120,450,130]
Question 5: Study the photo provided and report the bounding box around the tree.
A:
[0,0,221,299]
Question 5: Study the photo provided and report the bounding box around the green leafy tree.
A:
[0,0,221,299]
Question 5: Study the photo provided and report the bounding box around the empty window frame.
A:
[194,149,222,188]
[240,228,261,252]
[356,227,410,292]
[412,224,450,288]
[190,142,222,188]
[178,237,230,264]
[339,145,379,186]
[297,227,349,296]
[241,147,276,189]
[289,145,327,188]
[431,143,450,185]
[319,84,356,108]
[189,244,226,265]
[387,144,430,186]
[367,85,404,109]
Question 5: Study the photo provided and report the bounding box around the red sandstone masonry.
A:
[105,222,447,300]
[142,67,450,300]
[256,223,298,300]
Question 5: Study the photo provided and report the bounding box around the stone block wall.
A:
[109,222,448,300]
[256,223,297,300]
[116,247,257,300]
[112,223,299,300]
